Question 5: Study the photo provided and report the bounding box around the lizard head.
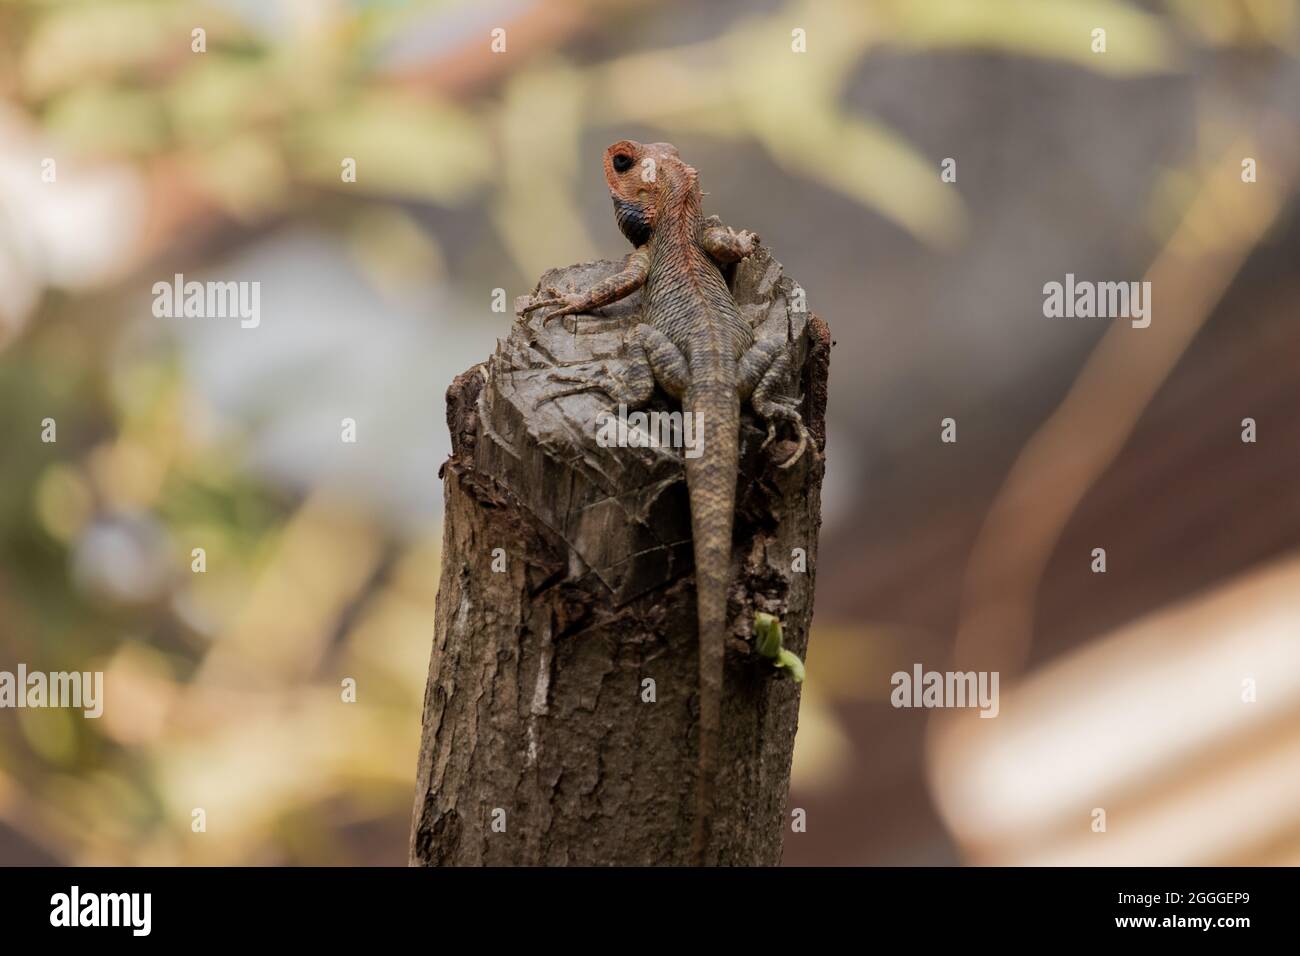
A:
[603,140,699,247]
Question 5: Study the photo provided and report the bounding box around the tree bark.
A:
[410,234,829,865]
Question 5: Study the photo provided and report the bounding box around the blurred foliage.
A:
[0,0,1295,864]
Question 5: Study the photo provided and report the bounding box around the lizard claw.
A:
[777,423,812,470]
[757,401,814,469]
[538,367,610,406]
[522,288,582,326]
[731,227,760,258]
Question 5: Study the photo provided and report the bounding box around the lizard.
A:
[522,140,812,866]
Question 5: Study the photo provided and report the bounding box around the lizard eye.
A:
[612,153,634,173]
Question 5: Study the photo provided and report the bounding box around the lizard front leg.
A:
[701,223,760,265]
[540,325,690,406]
[522,248,650,326]
[738,336,812,469]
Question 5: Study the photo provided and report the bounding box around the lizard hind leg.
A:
[740,338,813,469]
[632,324,691,400]
[538,360,648,407]
[539,325,689,408]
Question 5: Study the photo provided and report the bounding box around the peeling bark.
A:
[411,236,829,866]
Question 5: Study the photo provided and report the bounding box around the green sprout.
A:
[753,612,805,683]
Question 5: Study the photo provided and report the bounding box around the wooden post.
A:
[410,238,829,865]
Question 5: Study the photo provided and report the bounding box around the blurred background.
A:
[1,0,1297,865]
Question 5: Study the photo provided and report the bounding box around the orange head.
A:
[602,140,699,247]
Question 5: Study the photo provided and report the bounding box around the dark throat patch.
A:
[613,197,653,247]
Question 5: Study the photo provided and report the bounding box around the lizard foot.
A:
[725,227,761,259]
[521,287,584,327]
[757,400,812,469]
[538,367,611,406]
[776,422,812,470]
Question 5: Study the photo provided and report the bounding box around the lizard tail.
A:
[684,386,739,866]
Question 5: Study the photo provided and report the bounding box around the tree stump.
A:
[410,234,830,866]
